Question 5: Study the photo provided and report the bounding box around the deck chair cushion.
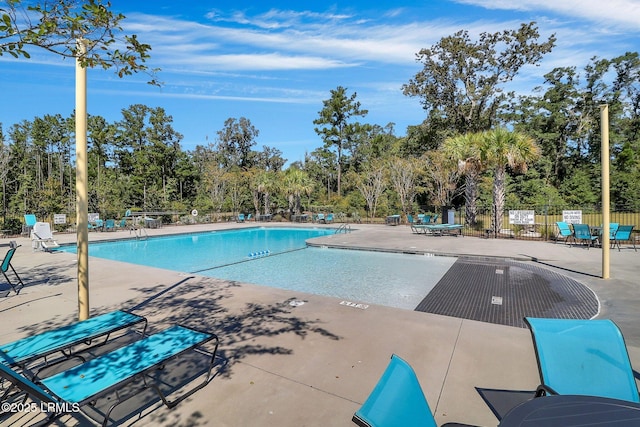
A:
[524,317,640,403]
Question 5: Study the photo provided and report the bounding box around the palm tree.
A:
[481,128,540,235]
[442,132,484,226]
[283,168,314,216]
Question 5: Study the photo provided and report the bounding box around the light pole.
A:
[600,104,610,279]
[76,39,90,320]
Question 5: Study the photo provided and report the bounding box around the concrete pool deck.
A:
[1,222,639,426]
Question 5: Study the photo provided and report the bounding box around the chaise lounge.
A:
[0,310,147,374]
[0,324,218,426]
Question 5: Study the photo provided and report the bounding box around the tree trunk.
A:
[464,171,478,226]
[492,166,506,235]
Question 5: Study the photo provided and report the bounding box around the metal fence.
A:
[443,205,640,241]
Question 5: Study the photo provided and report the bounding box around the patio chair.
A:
[554,221,574,245]
[524,317,640,403]
[316,213,326,223]
[0,324,218,426]
[326,213,334,223]
[0,310,147,374]
[31,222,60,251]
[353,354,475,427]
[237,213,245,223]
[611,225,636,252]
[105,219,116,231]
[23,214,37,236]
[352,354,437,427]
[572,224,598,249]
[1,245,24,295]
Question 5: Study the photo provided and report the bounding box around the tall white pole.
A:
[600,104,610,280]
[76,39,90,319]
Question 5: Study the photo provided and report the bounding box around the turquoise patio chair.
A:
[1,245,24,295]
[326,213,334,223]
[23,214,37,236]
[524,317,640,403]
[555,221,574,245]
[353,354,438,427]
[237,213,245,223]
[612,225,636,252]
[572,224,598,249]
[105,219,116,231]
[353,355,474,427]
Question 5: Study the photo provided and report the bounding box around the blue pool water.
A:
[56,227,456,310]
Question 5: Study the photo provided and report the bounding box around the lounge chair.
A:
[612,225,636,252]
[0,310,147,373]
[353,354,475,427]
[572,224,598,249]
[237,213,245,223]
[555,221,574,245]
[524,317,640,403]
[31,222,60,251]
[1,245,24,295]
[0,324,218,426]
[23,214,37,236]
[326,213,334,223]
[316,213,326,223]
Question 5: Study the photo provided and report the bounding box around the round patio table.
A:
[498,395,640,426]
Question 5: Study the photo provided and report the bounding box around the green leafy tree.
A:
[314,86,368,196]
[1,0,158,83]
[403,22,556,134]
[217,117,259,171]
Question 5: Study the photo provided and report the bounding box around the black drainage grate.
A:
[414,257,599,328]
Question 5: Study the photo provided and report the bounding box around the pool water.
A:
[56,227,456,310]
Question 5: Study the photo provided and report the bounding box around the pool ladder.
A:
[335,223,352,234]
[129,226,148,240]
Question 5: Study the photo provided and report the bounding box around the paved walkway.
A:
[1,222,639,426]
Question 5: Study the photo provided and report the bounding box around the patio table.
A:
[498,394,640,426]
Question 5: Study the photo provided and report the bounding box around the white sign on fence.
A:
[53,214,66,225]
[88,212,100,222]
[562,210,582,224]
[508,210,535,225]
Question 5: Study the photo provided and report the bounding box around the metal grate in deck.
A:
[414,257,599,328]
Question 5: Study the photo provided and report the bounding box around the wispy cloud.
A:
[453,0,640,29]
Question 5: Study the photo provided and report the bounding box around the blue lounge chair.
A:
[0,310,147,372]
[326,213,334,223]
[524,317,640,403]
[0,324,218,426]
[555,221,574,245]
[237,213,245,223]
[572,224,598,249]
[612,225,636,252]
[1,245,24,295]
[316,213,326,223]
[353,354,438,427]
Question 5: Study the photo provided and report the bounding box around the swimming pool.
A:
[56,227,456,310]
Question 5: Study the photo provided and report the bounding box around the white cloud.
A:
[453,0,640,29]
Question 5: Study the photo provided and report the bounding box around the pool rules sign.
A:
[508,210,535,225]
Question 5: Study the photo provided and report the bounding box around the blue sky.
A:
[1,0,639,165]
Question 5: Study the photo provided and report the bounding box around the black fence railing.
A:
[442,205,640,241]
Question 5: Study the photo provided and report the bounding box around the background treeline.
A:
[1,24,639,231]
